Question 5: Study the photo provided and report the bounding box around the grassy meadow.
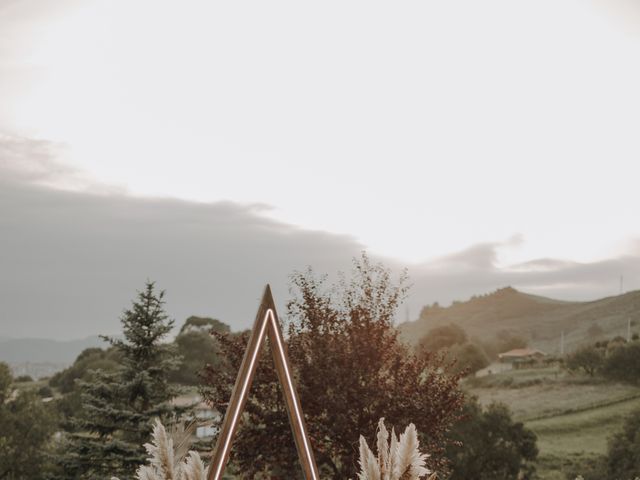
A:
[465,366,640,479]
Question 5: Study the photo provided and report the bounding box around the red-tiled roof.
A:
[498,348,546,358]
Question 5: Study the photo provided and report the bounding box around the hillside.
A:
[0,335,105,364]
[465,366,640,479]
[399,287,640,354]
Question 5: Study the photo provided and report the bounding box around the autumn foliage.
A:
[200,254,465,479]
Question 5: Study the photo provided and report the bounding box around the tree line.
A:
[1,255,540,479]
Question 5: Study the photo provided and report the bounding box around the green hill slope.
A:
[399,287,640,354]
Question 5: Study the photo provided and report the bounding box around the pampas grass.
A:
[354,418,435,480]
[112,419,208,480]
[115,417,435,480]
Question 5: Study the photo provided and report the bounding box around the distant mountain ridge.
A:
[0,335,106,364]
[399,287,640,354]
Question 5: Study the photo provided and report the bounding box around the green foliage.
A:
[0,366,57,480]
[0,363,11,404]
[603,342,640,383]
[168,316,231,385]
[565,346,604,377]
[447,398,538,480]
[59,281,181,480]
[417,324,489,376]
[179,316,229,335]
[417,323,467,353]
[38,385,54,398]
[14,375,33,383]
[605,409,640,479]
[202,254,465,480]
[49,347,121,393]
[170,328,225,385]
[448,343,490,376]
[563,457,608,480]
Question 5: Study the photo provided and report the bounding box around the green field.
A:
[465,367,640,479]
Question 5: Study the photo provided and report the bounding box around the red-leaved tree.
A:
[201,253,465,479]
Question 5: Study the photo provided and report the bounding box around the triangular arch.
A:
[207,285,320,480]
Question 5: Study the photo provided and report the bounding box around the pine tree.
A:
[60,282,181,480]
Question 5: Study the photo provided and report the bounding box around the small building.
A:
[171,393,221,441]
[475,362,513,377]
[498,348,546,365]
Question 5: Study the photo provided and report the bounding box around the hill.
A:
[399,287,640,354]
[0,335,105,365]
[465,366,640,479]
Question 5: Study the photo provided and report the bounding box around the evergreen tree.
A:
[60,282,180,480]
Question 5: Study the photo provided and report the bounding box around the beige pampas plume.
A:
[144,419,179,480]
[112,419,208,480]
[388,427,398,479]
[376,418,390,480]
[354,419,432,480]
[395,424,429,480]
[181,451,208,480]
[358,435,381,480]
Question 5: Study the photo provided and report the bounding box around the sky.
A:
[1,0,640,339]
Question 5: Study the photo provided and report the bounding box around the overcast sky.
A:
[1,1,639,339]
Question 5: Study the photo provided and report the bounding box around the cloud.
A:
[407,242,640,313]
[1,134,639,338]
[0,135,370,338]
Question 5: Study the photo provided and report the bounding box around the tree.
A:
[448,343,490,376]
[179,316,230,335]
[201,254,465,479]
[170,318,230,385]
[49,347,121,394]
[494,331,527,353]
[446,398,538,480]
[0,363,11,404]
[605,409,640,479]
[0,362,57,480]
[480,332,528,360]
[603,342,640,383]
[565,345,604,377]
[417,323,467,353]
[60,282,181,480]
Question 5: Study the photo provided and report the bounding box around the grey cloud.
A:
[407,244,640,314]
[0,180,369,338]
[0,138,367,338]
[1,134,638,338]
[0,134,76,184]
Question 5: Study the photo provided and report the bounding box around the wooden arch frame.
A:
[207,285,320,480]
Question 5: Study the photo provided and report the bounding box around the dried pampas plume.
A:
[354,418,435,480]
[115,417,435,480]
[112,419,209,480]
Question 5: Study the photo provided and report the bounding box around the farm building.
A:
[498,348,547,364]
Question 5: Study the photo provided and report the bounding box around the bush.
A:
[565,345,604,377]
[603,342,640,383]
[604,409,640,479]
[417,323,467,353]
[447,343,490,376]
[446,398,538,480]
[37,385,53,398]
[49,347,121,393]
